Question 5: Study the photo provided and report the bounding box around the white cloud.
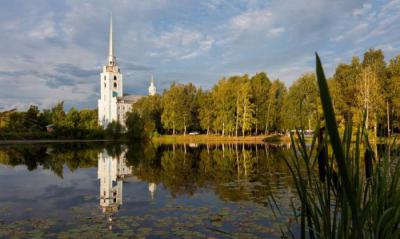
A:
[150,27,214,60]
[230,9,273,32]
[376,43,398,52]
[332,22,369,42]
[352,3,372,17]
[268,27,285,37]
[0,0,399,110]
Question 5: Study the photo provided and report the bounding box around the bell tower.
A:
[98,16,124,128]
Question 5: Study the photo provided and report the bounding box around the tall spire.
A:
[108,15,116,66]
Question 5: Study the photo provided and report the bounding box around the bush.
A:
[105,121,123,139]
[125,112,146,140]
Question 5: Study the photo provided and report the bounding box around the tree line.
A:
[132,49,400,137]
[1,48,399,139]
[0,102,102,139]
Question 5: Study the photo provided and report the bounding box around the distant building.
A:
[148,75,157,96]
[46,124,55,133]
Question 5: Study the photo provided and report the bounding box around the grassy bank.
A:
[263,134,291,143]
[152,134,269,144]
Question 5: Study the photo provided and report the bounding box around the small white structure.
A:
[148,182,157,200]
[98,17,142,128]
[148,75,157,96]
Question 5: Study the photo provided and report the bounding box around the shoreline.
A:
[0,139,115,145]
[0,134,396,145]
[0,134,293,145]
[0,136,275,145]
[152,134,290,144]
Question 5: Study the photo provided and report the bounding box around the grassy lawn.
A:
[152,134,270,144]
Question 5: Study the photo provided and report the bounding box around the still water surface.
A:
[0,143,295,238]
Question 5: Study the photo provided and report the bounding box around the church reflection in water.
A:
[97,147,132,229]
[97,146,157,228]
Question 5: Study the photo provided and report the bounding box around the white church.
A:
[98,17,157,128]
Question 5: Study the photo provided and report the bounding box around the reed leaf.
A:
[281,53,400,238]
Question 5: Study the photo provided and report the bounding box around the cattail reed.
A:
[364,148,373,179]
[317,126,327,182]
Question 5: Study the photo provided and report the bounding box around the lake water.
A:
[0,142,296,238]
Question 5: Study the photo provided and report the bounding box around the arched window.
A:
[104,83,106,88]
[114,76,117,81]
[114,82,117,88]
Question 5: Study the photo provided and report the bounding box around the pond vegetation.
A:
[282,54,400,238]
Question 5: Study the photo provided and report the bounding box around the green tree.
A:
[266,80,287,133]
[78,109,98,129]
[197,90,214,135]
[282,73,319,130]
[132,95,163,134]
[332,57,362,123]
[38,109,52,128]
[161,83,197,135]
[6,112,25,132]
[51,102,66,127]
[361,49,386,135]
[237,80,255,136]
[212,77,239,135]
[25,105,41,131]
[250,72,271,135]
[125,112,146,139]
[105,121,122,139]
[387,54,400,133]
[66,107,80,128]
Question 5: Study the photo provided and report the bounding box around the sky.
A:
[0,0,399,110]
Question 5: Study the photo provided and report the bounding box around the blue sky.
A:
[0,0,399,110]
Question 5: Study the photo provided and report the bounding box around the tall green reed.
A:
[283,54,400,238]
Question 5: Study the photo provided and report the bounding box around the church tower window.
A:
[114,76,117,81]
[114,82,117,88]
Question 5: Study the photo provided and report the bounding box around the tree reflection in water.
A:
[124,143,293,204]
[0,142,294,203]
[0,142,295,235]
